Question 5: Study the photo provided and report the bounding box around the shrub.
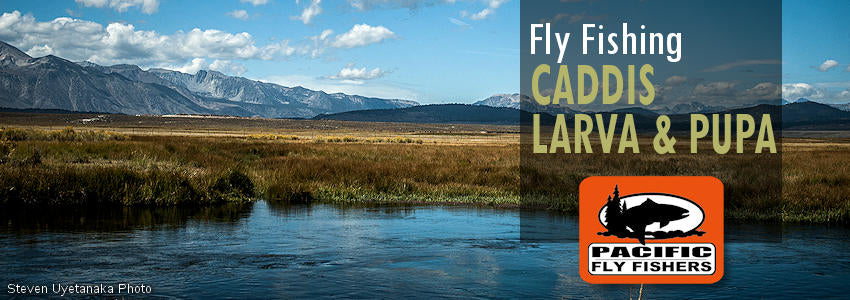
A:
[211,170,255,201]
[23,150,41,166]
[0,128,29,141]
[0,138,13,164]
[265,183,313,204]
[0,167,203,206]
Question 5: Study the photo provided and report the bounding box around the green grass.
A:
[305,185,519,207]
[0,166,254,206]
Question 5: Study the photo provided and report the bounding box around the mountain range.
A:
[473,93,520,109]
[5,39,850,129]
[0,41,416,118]
[471,93,776,115]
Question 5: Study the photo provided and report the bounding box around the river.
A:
[2,201,849,298]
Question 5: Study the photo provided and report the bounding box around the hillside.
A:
[313,104,523,124]
[781,101,850,130]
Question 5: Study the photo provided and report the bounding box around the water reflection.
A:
[1,202,849,298]
[0,202,254,232]
[519,209,580,242]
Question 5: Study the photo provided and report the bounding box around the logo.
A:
[579,176,723,284]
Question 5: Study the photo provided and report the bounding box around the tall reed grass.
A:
[0,128,847,223]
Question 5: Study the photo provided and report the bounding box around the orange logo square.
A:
[579,176,724,284]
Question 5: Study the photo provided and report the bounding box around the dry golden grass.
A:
[782,139,850,222]
[0,127,518,207]
[0,119,847,223]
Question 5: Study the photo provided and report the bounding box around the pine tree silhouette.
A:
[605,185,626,233]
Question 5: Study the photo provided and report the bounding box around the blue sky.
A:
[0,0,519,103]
[1,0,848,104]
[783,0,850,102]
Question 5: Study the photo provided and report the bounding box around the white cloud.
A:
[318,29,334,40]
[703,59,782,72]
[543,12,606,24]
[664,75,688,86]
[306,25,395,57]
[161,58,247,76]
[449,17,469,27]
[693,81,736,96]
[263,74,418,100]
[26,44,53,57]
[227,9,251,20]
[740,82,780,100]
[783,83,825,100]
[818,59,839,72]
[347,0,453,11]
[65,8,81,17]
[330,24,396,48]
[0,10,294,67]
[74,0,160,14]
[811,81,850,89]
[306,29,333,58]
[226,9,250,20]
[209,59,248,75]
[327,63,387,80]
[468,0,507,20]
[169,58,207,74]
[469,8,492,20]
[241,0,269,6]
[294,0,322,24]
[487,0,507,7]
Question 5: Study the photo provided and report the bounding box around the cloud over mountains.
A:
[0,10,397,72]
[0,10,295,67]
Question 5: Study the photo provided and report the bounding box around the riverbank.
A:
[0,124,848,224]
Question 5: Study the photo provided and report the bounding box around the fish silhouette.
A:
[620,198,689,244]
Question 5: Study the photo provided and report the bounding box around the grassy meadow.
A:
[0,124,519,208]
[0,112,849,223]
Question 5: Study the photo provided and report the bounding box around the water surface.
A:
[2,202,848,298]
